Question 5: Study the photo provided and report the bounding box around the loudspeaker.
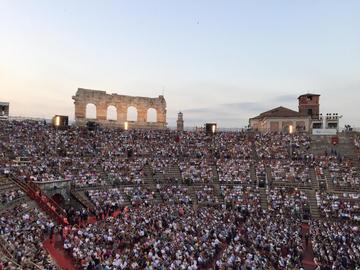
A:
[52,115,69,128]
[205,123,217,135]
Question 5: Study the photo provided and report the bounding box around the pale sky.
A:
[0,0,359,128]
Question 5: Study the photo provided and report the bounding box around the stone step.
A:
[259,187,268,210]
[70,190,95,210]
[304,190,320,218]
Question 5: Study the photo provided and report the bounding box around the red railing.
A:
[10,176,68,226]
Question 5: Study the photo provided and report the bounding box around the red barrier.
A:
[12,176,68,226]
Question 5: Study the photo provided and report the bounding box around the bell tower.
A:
[177,112,184,131]
[298,93,320,118]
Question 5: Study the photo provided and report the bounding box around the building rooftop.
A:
[298,93,320,99]
[251,106,303,119]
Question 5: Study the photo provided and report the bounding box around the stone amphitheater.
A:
[0,120,359,270]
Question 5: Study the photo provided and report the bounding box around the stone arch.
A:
[107,105,117,121]
[73,89,167,128]
[86,103,97,119]
[147,108,157,122]
[127,106,138,121]
[52,193,65,206]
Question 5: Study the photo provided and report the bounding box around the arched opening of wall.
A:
[127,106,138,121]
[52,193,65,207]
[86,103,97,119]
[147,108,157,122]
[107,105,117,121]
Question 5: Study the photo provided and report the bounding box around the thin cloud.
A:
[221,102,267,112]
[183,101,267,116]
[272,94,298,103]
[182,107,214,114]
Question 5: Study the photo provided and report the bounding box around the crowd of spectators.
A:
[270,160,311,184]
[220,185,260,212]
[216,211,304,269]
[159,185,192,204]
[268,187,309,218]
[179,159,214,184]
[254,133,311,160]
[255,162,267,184]
[123,186,155,205]
[0,188,25,206]
[216,159,252,183]
[0,203,58,269]
[0,121,315,188]
[195,186,218,204]
[148,157,175,176]
[102,158,146,185]
[1,120,360,270]
[328,159,360,188]
[63,204,236,269]
[316,191,360,221]
[86,188,125,211]
[311,220,360,269]
[212,132,253,159]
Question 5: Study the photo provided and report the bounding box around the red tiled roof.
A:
[251,106,303,119]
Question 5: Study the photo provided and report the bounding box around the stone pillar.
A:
[137,107,147,123]
[96,102,107,121]
[74,101,86,120]
[116,103,127,123]
[157,108,167,123]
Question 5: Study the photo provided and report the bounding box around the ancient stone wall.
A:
[72,88,167,129]
[34,179,71,201]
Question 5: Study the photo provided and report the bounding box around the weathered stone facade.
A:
[73,88,167,129]
[0,102,9,118]
[177,112,184,131]
[34,179,71,201]
[249,93,324,133]
[249,107,311,133]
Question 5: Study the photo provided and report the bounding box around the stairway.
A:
[310,134,358,159]
[166,164,183,183]
[259,187,268,210]
[309,136,331,155]
[337,134,358,159]
[250,165,258,186]
[324,169,334,191]
[309,168,319,191]
[70,189,95,210]
[0,176,16,189]
[251,143,259,160]
[211,165,223,203]
[143,164,155,186]
[142,164,162,203]
[0,237,12,260]
[154,171,165,183]
[0,176,28,210]
[188,185,198,206]
[304,190,320,218]
[265,166,272,185]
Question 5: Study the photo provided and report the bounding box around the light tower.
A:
[177,112,184,131]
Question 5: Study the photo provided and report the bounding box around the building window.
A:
[328,122,338,129]
[313,123,322,129]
